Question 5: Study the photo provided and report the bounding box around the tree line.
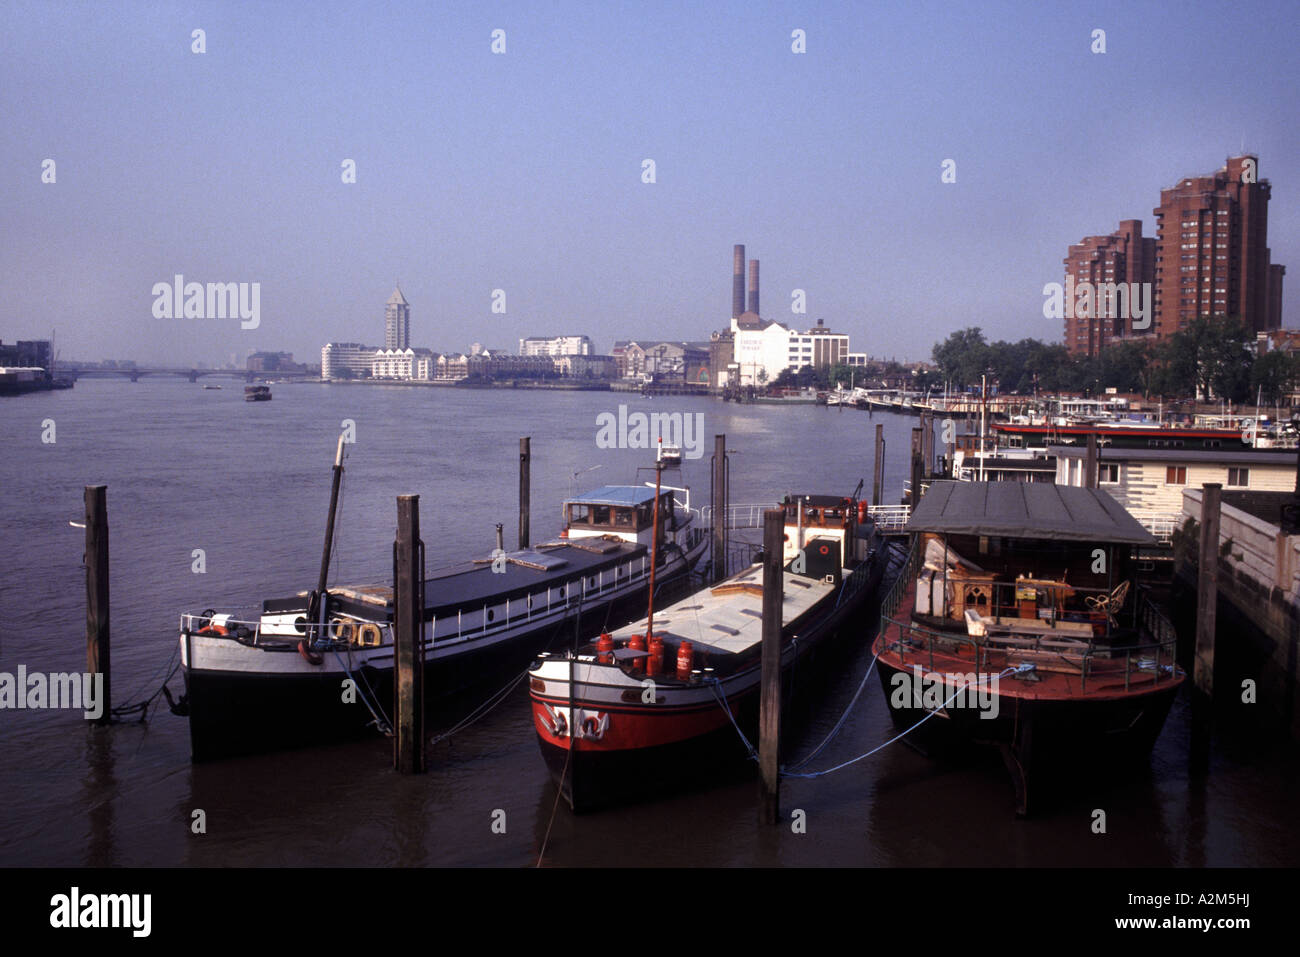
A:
[929,317,1300,404]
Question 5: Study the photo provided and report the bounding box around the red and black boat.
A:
[530,487,886,811]
[873,481,1185,814]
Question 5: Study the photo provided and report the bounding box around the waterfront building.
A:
[384,286,410,350]
[0,339,51,370]
[788,319,849,370]
[556,354,617,378]
[436,352,468,379]
[321,342,379,379]
[519,335,591,357]
[247,351,306,373]
[372,347,437,380]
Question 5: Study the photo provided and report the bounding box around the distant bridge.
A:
[60,366,313,383]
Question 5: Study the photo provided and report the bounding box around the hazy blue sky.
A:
[3,0,1298,366]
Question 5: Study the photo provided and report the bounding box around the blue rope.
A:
[331,647,392,735]
[781,664,1035,779]
[785,647,881,772]
[707,677,757,761]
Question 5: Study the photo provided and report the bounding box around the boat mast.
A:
[308,434,346,632]
[645,440,664,637]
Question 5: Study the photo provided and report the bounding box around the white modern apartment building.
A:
[322,342,379,379]
[519,335,592,356]
[372,347,437,380]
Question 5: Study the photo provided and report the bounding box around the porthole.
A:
[487,609,495,622]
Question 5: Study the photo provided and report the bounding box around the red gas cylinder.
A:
[647,635,664,676]
[676,640,694,681]
[596,632,614,664]
[629,634,646,673]
[858,501,869,523]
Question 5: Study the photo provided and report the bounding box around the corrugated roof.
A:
[906,481,1155,545]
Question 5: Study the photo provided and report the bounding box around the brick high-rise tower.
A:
[1152,155,1280,338]
[1063,219,1156,357]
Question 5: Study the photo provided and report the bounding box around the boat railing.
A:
[879,539,922,622]
[917,576,1145,639]
[880,611,1181,693]
[179,612,392,647]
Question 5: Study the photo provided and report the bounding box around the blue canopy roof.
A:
[566,485,661,507]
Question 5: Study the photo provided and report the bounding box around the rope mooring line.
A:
[781,663,1035,779]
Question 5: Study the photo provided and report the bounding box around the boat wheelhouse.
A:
[530,492,887,811]
[177,460,708,761]
[873,481,1184,815]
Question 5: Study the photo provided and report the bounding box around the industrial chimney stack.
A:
[732,245,746,319]
[747,259,760,317]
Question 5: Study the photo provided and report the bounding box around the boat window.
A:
[591,505,611,525]
[614,508,634,527]
[486,608,495,622]
[570,504,591,523]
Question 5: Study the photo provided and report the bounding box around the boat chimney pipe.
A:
[495,523,504,553]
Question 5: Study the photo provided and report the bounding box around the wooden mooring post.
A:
[872,424,885,507]
[1084,434,1099,489]
[910,427,924,506]
[394,494,426,774]
[1192,483,1221,774]
[84,485,111,726]
[758,507,784,824]
[711,433,728,583]
[519,437,531,550]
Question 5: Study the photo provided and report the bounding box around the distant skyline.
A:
[4,1,1298,366]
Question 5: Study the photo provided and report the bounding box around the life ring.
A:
[356,622,383,647]
[297,640,324,665]
[197,625,228,636]
[328,618,356,643]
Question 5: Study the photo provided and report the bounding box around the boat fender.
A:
[297,640,324,665]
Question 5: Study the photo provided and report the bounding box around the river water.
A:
[1,379,1296,867]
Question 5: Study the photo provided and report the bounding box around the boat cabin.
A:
[905,481,1156,645]
[564,485,680,547]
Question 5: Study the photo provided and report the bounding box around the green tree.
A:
[1251,350,1299,405]
[932,328,990,389]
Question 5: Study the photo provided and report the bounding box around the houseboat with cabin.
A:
[874,481,1184,815]
[176,443,708,760]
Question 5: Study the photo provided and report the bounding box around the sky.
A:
[3,0,1298,366]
